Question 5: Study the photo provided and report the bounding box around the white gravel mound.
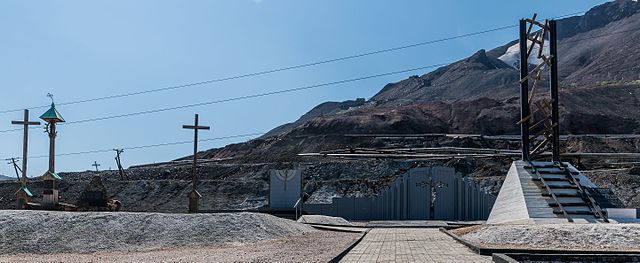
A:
[0,210,315,255]
[460,224,640,251]
[297,215,353,226]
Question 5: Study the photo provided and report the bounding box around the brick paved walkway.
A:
[340,228,491,262]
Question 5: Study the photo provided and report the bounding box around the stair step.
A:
[548,202,588,207]
[547,181,578,189]
[547,188,579,194]
[531,168,567,174]
[543,191,580,197]
[550,197,586,203]
[533,176,570,181]
[527,161,564,168]
[571,214,599,220]
[554,210,596,215]
[554,206,594,214]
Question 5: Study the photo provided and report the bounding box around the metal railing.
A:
[293,197,303,220]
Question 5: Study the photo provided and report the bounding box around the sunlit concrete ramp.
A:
[487,160,605,224]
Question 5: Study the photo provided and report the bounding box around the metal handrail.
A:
[555,162,609,222]
[527,161,573,222]
[293,197,303,220]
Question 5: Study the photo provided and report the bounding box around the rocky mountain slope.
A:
[374,0,640,102]
[260,0,640,139]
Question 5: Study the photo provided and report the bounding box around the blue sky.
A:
[0,0,608,176]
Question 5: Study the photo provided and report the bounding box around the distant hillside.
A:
[373,0,640,103]
[0,175,16,181]
[199,0,640,162]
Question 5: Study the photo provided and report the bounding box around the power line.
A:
[11,132,265,160]
[0,22,634,135]
[0,11,587,115]
[0,62,450,133]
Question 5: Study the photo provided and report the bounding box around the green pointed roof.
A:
[16,186,33,197]
[42,171,62,181]
[40,103,65,123]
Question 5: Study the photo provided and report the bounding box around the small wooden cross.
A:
[92,161,100,172]
[183,113,210,213]
[11,109,40,185]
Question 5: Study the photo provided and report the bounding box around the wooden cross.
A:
[415,176,448,220]
[183,113,210,213]
[11,109,40,185]
[92,161,100,172]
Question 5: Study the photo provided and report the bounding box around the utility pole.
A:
[6,158,22,182]
[182,113,210,213]
[114,149,127,180]
[92,161,101,172]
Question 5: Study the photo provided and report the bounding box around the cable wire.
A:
[0,11,587,114]
[2,22,635,135]
[0,62,449,133]
[13,132,265,160]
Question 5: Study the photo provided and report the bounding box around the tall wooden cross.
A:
[415,176,448,220]
[182,113,210,213]
[11,109,40,185]
[92,161,100,172]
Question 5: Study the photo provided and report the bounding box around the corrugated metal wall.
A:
[304,166,496,221]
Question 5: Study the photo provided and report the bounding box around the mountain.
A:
[0,175,16,181]
[374,0,640,103]
[260,0,640,139]
[199,0,640,163]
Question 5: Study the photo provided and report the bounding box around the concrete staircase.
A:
[527,161,608,222]
[487,160,609,224]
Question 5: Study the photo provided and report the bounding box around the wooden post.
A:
[114,149,127,180]
[92,161,100,172]
[12,110,40,209]
[11,110,40,185]
[519,19,530,161]
[549,20,561,162]
[48,122,56,173]
[8,158,21,182]
[183,114,210,213]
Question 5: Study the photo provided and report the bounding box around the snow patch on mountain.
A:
[498,38,550,69]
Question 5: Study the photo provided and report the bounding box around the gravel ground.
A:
[0,210,315,255]
[297,215,354,226]
[457,224,640,251]
[0,231,361,263]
